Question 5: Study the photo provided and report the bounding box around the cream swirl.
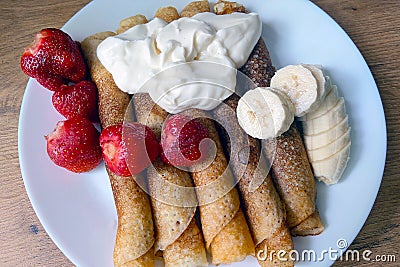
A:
[97,12,261,113]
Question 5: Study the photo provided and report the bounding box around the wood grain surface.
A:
[0,0,398,266]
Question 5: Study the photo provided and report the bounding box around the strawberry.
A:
[52,80,99,122]
[20,28,87,91]
[160,114,210,167]
[46,117,102,173]
[99,123,159,176]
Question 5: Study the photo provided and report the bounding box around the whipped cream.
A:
[97,12,261,113]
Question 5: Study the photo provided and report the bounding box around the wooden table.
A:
[1,0,398,266]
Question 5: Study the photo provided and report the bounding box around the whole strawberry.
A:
[99,123,159,176]
[20,28,86,91]
[52,80,99,122]
[161,114,210,167]
[46,117,102,173]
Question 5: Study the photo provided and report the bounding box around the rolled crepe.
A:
[263,124,324,235]
[133,93,208,267]
[81,32,155,266]
[180,0,211,17]
[213,3,294,265]
[108,169,155,267]
[80,32,130,129]
[179,4,254,263]
[213,94,294,267]
[186,109,255,265]
[233,22,324,236]
[132,8,208,265]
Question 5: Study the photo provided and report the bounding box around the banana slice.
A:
[302,97,346,135]
[303,115,349,150]
[237,87,295,139]
[312,142,351,185]
[307,128,351,162]
[302,64,328,110]
[325,75,333,88]
[270,65,318,117]
[299,84,339,121]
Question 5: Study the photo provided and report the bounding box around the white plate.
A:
[18,0,386,266]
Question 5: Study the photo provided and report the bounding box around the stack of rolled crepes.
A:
[81,6,210,267]
[81,32,155,266]
[137,2,255,266]
[81,0,324,266]
[81,2,255,266]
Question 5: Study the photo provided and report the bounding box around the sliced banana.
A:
[312,142,351,185]
[270,65,318,117]
[302,97,346,135]
[269,88,297,130]
[299,84,339,121]
[307,128,351,162]
[302,64,328,111]
[303,115,349,150]
[325,75,333,88]
[237,87,295,139]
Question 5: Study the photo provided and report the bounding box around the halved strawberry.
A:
[46,117,102,173]
[52,80,99,122]
[20,28,87,91]
[100,123,159,176]
[160,114,210,167]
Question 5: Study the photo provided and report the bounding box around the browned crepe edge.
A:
[291,211,325,236]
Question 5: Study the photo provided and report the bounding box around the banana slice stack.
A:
[299,70,351,185]
[238,64,351,185]
[270,64,351,185]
